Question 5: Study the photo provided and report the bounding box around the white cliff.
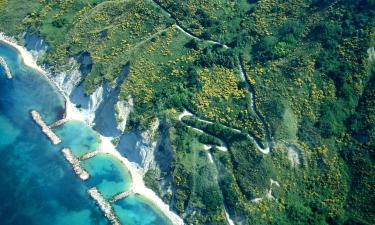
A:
[50,58,82,96]
[115,96,133,133]
[83,85,104,125]
[137,118,160,173]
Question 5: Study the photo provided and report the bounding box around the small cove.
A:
[0,41,173,225]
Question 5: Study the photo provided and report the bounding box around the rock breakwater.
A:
[0,56,12,79]
[31,110,61,144]
[87,187,120,225]
[61,148,90,181]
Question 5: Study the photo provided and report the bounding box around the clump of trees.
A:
[51,17,67,28]
[196,47,238,69]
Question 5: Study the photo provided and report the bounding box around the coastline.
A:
[0,34,184,225]
[0,33,47,75]
[98,136,183,225]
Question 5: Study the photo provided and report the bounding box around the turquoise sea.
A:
[0,42,172,225]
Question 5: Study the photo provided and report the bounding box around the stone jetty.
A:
[49,117,69,128]
[88,187,120,225]
[49,101,68,128]
[80,150,99,161]
[61,148,90,181]
[110,189,133,203]
[31,110,61,145]
[0,57,12,79]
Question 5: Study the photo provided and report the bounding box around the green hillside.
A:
[0,0,374,224]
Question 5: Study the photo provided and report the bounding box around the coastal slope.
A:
[0,0,374,225]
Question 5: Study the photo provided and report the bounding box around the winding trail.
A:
[238,60,273,154]
[2,3,274,223]
[178,110,236,224]
[251,179,280,203]
[178,108,271,154]
[151,0,229,49]
[150,0,273,154]
[178,109,228,152]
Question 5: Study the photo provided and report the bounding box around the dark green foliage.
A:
[195,9,215,28]
[230,140,270,200]
[186,66,201,89]
[201,185,223,211]
[184,39,199,50]
[297,118,322,148]
[252,36,279,62]
[52,18,67,28]
[196,165,223,212]
[144,169,162,196]
[262,98,285,134]
[310,21,343,49]
[197,133,222,146]
[278,20,304,40]
[197,47,238,69]
[317,102,345,138]
[341,72,375,224]
[1,0,374,224]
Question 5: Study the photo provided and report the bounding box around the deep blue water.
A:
[0,42,172,225]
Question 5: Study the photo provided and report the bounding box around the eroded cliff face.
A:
[22,33,176,203]
[151,122,175,198]
[117,118,160,172]
[23,31,47,61]
[138,118,160,172]
[22,33,105,126]
[115,96,133,133]
[115,118,175,202]
[52,58,82,97]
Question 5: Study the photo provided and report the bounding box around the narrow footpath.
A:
[150,0,273,154]
[151,0,229,49]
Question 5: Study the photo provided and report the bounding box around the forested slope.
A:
[0,0,374,224]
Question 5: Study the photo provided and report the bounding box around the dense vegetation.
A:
[0,0,374,224]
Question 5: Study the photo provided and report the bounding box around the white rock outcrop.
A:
[115,96,133,133]
[137,118,160,173]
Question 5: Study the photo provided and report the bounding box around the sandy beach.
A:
[0,33,184,225]
[0,33,47,75]
[98,136,184,225]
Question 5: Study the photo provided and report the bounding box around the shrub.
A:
[51,18,67,28]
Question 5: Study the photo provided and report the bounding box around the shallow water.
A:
[114,195,173,225]
[82,153,131,199]
[0,42,106,225]
[0,42,172,225]
[55,121,99,158]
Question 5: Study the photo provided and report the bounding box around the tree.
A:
[185,39,199,50]
[317,102,345,138]
[52,18,67,28]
